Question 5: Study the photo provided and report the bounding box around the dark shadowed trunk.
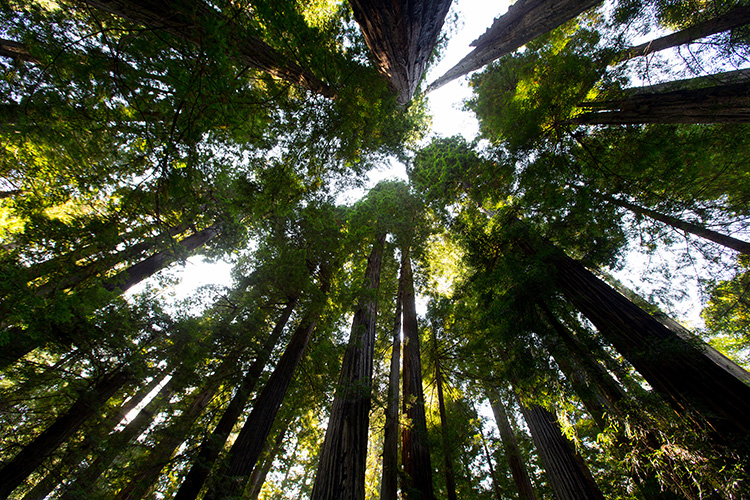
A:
[380,269,403,500]
[78,0,333,96]
[573,73,750,124]
[516,396,604,500]
[600,194,750,255]
[508,217,750,440]
[310,233,386,500]
[400,250,435,500]
[245,423,290,500]
[209,277,332,499]
[173,298,297,500]
[614,6,750,63]
[486,387,537,500]
[347,0,452,104]
[20,375,164,500]
[427,0,602,92]
[432,327,456,500]
[0,369,132,498]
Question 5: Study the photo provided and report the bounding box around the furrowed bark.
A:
[380,270,403,500]
[310,233,386,500]
[427,0,602,92]
[400,249,435,500]
[435,359,456,500]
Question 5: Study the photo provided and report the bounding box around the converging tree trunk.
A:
[347,0,452,104]
[516,394,605,500]
[507,217,750,440]
[380,269,404,500]
[433,332,456,500]
[0,369,132,498]
[245,423,291,500]
[400,249,435,500]
[173,298,297,500]
[427,0,602,92]
[487,387,538,500]
[311,233,386,500]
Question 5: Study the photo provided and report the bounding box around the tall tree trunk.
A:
[380,269,404,500]
[77,0,333,97]
[20,374,165,500]
[433,332,456,500]
[173,298,297,500]
[515,395,604,500]
[508,217,750,439]
[310,233,386,500]
[573,73,750,124]
[613,6,750,63]
[427,0,602,92]
[601,193,750,255]
[0,369,132,498]
[58,376,182,500]
[400,249,435,500]
[486,387,538,500]
[347,0,452,104]
[103,224,221,293]
[479,427,504,500]
[245,423,291,500]
[209,275,332,499]
[112,366,231,500]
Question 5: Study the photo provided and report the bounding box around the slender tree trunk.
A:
[486,387,538,500]
[400,249,435,500]
[58,377,180,500]
[173,298,297,500]
[516,395,604,500]
[435,360,457,500]
[310,233,386,500]
[20,374,164,500]
[245,423,290,500]
[0,369,132,499]
[380,270,404,500]
[210,275,332,499]
[602,194,750,255]
[614,6,750,62]
[103,224,221,293]
[508,217,750,439]
[427,0,602,92]
[77,0,333,97]
[480,429,504,500]
[112,366,230,500]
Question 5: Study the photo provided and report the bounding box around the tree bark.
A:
[380,269,403,500]
[245,423,290,500]
[347,0,452,104]
[0,369,132,498]
[435,358,456,500]
[486,387,538,500]
[508,217,750,439]
[614,6,750,63]
[601,193,750,255]
[427,0,602,92]
[173,298,297,500]
[400,249,435,500]
[310,233,386,500]
[573,75,750,124]
[516,397,604,500]
[0,38,38,63]
[103,224,221,293]
[20,375,164,500]
[210,280,331,499]
[76,0,333,97]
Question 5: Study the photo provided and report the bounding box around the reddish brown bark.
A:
[311,234,386,500]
